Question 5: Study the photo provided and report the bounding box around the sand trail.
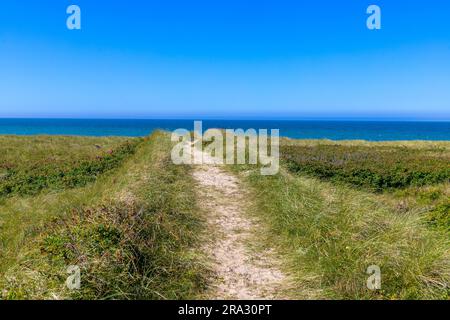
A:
[192,149,289,299]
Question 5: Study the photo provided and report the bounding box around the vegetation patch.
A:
[282,144,450,191]
[38,196,206,300]
[240,170,449,299]
[0,139,142,197]
[0,132,207,300]
[228,140,450,299]
[426,202,450,232]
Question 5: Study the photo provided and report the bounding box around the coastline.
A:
[0,118,449,141]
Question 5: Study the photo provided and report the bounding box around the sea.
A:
[0,119,449,141]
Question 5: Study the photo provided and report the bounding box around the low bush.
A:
[282,145,450,191]
[426,202,450,232]
[0,140,142,197]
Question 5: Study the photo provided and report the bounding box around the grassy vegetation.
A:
[0,132,207,300]
[0,135,141,197]
[1,132,448,300]
[280,140,450,232]
[282,144,450,191]
[230,139,449,299]
[389,184,450,232]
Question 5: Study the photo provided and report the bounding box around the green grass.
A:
[0,135,141,197]
[1,133,448,300]
[282,144,450,191]
[0,135,129,170]
[0,132,208,300]
[229,139,450,299]
[390,185,450,232]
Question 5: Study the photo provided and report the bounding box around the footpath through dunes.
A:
[191,148,292,300]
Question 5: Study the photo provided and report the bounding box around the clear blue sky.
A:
[0,0,449,119]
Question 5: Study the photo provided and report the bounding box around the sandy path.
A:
[192,149,289,300]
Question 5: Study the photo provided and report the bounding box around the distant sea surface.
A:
[0,119,449,141]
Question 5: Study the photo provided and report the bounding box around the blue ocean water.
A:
[0,119,449,141]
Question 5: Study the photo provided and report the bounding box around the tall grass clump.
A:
[240,168,449,299]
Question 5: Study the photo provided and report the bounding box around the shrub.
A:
[0,140,142,197]
[426,202,450,232]
[282,145,450,191]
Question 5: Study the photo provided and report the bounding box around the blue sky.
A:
[0,0,449,119]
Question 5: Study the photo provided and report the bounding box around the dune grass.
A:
[1,133,448,300]
[0,135,141,197]
[0,135,130,177]
[0,132,207,300]
[229,139,449,299]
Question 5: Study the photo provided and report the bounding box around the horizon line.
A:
[0,116,450,122]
